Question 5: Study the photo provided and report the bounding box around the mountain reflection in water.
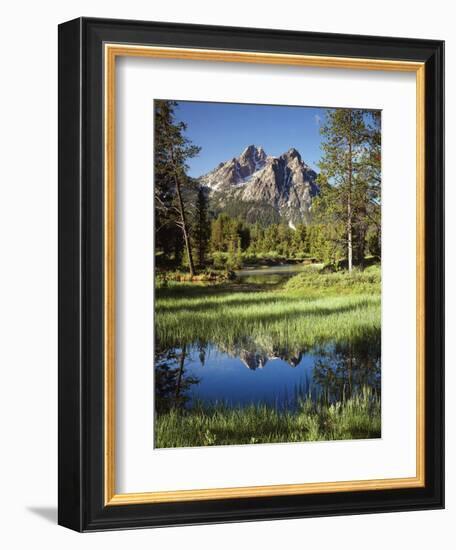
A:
[154,338,380,413]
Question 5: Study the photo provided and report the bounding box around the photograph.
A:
[153,99,382,449]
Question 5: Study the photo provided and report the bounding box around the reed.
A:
[155,389,381,448]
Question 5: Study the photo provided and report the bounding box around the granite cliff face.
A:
[199,145,318,226]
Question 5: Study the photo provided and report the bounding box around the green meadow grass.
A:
[155,265,381,447]
[155,389,381,448]
[155,265,381,350]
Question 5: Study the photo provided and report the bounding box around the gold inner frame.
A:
[104,44,426,506]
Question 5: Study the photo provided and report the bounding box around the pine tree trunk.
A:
[198,211,204,267]
[173,172,195,276]
[347,113,353,273]
[347,194,353,272]
[169,143,195,276]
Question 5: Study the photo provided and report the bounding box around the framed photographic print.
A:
[58,17,444,531]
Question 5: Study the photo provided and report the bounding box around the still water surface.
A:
[235,263,311,285]
[155,265,380,412]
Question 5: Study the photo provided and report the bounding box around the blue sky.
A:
[173,101,327,177]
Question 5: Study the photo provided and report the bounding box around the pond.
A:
[154,338,381,413]
[154,262,381,415]
[235,263,312,285]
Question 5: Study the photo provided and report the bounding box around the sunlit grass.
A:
[155,266,381,349]
[155,266,381,447]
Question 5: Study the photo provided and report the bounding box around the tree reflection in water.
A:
[154,336,381,412]
[154,344,200,413]
[312,338,381,403]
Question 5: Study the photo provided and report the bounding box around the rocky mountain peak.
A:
[283,147,301,162]
[199,144,268,191]
[199,145,319,226]
[240,144,264,159]
[239,144,268,172]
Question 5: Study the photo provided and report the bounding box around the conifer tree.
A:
[155,100,201,274]
[316,109,376,271]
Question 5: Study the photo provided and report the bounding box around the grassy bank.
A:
[155,390,381,448]
[155,265,381,350]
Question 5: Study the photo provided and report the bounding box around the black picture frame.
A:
[58,17,444,532]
